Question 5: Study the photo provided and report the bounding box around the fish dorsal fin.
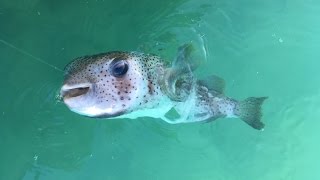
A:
[173,43,200,72]
[197,75,225,94]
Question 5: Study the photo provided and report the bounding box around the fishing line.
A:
[0,39,63,72]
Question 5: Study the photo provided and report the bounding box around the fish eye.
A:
[110,59,129,78]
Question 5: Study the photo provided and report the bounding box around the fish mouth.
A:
[60,83,91,99]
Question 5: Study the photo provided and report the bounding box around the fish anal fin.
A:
[198,75,225,94]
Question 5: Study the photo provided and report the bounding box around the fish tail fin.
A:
[234,97,268,130]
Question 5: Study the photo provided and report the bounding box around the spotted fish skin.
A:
[60,46,267,130]
[170,75,267,130]
[61,51,174,118]
[171,75,267,130]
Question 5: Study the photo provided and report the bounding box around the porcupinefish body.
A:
[60,44,267,130]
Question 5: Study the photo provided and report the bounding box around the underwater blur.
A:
[1,0,320,179]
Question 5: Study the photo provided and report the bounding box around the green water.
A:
[1,0,320,179]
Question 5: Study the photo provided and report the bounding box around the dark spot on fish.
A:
[147,80,154,95]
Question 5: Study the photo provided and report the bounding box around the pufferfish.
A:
[60,44,267,130]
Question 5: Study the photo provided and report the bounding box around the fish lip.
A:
[67,105,126,119]
[92,110,126,118]
[60,83,92,100]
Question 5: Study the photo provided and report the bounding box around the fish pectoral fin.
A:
[198,75,225,94]
[160,43,201,102]
[173,43,201,72]
[160,68,194,102]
